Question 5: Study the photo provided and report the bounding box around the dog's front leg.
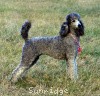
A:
[67,56,78,80]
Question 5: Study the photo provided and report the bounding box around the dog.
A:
[10,13,84,83]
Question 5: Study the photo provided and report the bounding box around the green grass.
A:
[0,0,100,96]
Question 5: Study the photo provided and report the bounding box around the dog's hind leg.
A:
[10,64,28,83]
[20,55,40,78]
[10,41,39,83]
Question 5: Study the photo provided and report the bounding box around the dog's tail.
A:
[20,20,31,41]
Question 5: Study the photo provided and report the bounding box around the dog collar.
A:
[69,33,82,54]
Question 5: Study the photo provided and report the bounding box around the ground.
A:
[0,0,100,96]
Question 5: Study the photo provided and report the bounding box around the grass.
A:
[0,0,100,96]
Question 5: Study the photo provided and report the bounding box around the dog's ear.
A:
[59,22,69,37]
[76,20,84,36]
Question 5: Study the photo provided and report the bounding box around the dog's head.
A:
[60,13,84,37]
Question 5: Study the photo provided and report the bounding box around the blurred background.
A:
[0,0,100,95]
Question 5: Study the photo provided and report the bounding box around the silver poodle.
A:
[11,13,84,83]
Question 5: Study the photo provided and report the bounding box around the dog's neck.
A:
[69,33,80,43]
[69,28,80,40]
[69,29,82,54]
